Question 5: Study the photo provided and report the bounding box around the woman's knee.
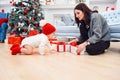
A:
[86,46,104,55]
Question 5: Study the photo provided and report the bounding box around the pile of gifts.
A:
[49,38,85,55]
[8,36,85,55]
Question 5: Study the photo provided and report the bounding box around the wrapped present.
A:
[70,41,85,55]
[70,45,80,55]
[50,41,66,52]
[50,41,57,51]
[69,41,80,55]
[8,36,24,44]
[65,43,70,52]
[57,42,66,52]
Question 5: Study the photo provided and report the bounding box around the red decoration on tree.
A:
[9,23,13,26]
[21,4,25,7]
[10,0,14,5]
[24,28,27,32]
[24,9,29,15]
[35,23,39,28]
[35,11,38,15]
[12,13,14,16]
[28,21,30,25]
[31,17,34,22]
[10,1,12,4]
[10,31,15,35]
[12,2,16,6]
[15,24,18,28]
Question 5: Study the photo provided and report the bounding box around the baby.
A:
[10,23,56,55]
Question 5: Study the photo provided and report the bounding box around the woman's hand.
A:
[77,41,88,53]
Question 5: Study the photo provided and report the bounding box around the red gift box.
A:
[50,41,57,51]
[69,41,85,55]
[8,36,24,44]
[57,42,66,52]
[70,45,80,55]
[69,41,80,55]
[50,41,66,52]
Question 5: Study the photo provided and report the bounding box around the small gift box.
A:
[50,41,57,51]
[8,36,24,44]
[57,42,66,52]
[70,41,85,55]
[50,41,66,52]
[70,41,80,55]
[70,45,80,55]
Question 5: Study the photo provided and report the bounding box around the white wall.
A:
[90,3,116,12]
[0,5,12,13]
[116,0,120,10]
[0,0,119,25]
[0,0,13,13]
[42,5,75,24]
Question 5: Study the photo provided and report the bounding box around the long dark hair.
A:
[74,3,97,27]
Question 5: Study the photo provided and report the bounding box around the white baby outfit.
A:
[20,33,52,55]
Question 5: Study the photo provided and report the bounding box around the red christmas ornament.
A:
[12,2,16,6]
[28,21,30,25]
[24,28,27,32]
[10,32,15,35]
[35,11,38,15]
[31,17,34,22]
[10,31,16,35]
[24,9,28,15]
[9,23,13,26]
[12,13,14,16]
[15,24,18,28]
[13,2,16,6]
[35,23,39,28]
[10,1,12,4]
[21,4,25,7]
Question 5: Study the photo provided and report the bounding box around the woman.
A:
[71,3,110,55]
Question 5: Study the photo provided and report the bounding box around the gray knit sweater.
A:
[80,13,110,44]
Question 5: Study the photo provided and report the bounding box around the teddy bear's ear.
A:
[39,19,47,28]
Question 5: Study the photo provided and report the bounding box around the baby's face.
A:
[47,32,55,39]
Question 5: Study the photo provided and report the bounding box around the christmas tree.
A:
[8,0,44,36]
